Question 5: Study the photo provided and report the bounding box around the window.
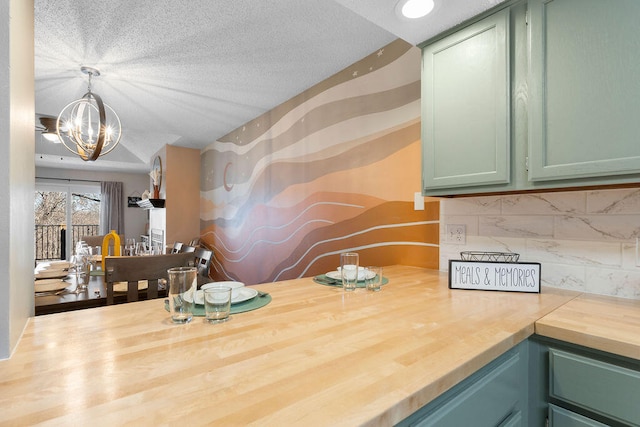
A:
[35,182,101,261]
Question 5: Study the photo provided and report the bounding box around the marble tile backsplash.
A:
[439,188,640,299]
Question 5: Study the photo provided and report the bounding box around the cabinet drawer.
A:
[549,404,607,427]
[408,348,522,426]
[549,349,640,426]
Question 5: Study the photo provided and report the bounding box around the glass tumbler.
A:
[365,266,383,292]
[340,252,359,291]
[204,285,232,323]
[167,267,197,324]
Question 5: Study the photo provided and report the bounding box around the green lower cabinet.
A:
[549,404,608,427]
[548,347,640,426]
[398,337,640,427]
[532,336,640,427]
[499,411,522,427]
[396,341,529,427]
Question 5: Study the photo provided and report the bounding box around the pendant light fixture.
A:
[56,66,122,161]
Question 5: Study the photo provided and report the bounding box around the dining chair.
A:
[179,245,196,253]
[81,234,124,251]
[193,247,213,283]
[104,252,195,305]
[170,242,183,254]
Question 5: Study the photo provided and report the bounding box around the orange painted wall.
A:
[200,40,439,285]
[166,145,200,245]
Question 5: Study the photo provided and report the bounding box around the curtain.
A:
[100,181,124,235]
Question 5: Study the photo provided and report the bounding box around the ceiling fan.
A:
[35,115,59,142]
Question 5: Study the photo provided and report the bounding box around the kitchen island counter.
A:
[0,266,586,425]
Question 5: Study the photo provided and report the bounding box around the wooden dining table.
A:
[34,271,108,315]
[35,267,211,315]
[35,270,175,316]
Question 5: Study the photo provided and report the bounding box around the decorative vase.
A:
[153,185,160,199]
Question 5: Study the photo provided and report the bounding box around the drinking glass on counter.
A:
[365,266,383,292]
[167,267,197,324]
[340,252,359,292]
[204,285,232,323]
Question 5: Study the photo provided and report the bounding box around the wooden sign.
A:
[449,260,541,293]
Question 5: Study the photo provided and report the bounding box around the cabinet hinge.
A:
[525,9,529,25]
[525,156,529,172]
[545,417,549,427]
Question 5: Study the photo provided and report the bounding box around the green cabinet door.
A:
[528,0,640,181]
[549,348,640,425]
[422,8,510,191]
[397,341,528,427]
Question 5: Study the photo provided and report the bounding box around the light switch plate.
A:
[414,192,424,210]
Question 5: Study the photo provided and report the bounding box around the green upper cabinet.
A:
[528,0,640,181]
[422,8,511,191]
[422,0,640,196]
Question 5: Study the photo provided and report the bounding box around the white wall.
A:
[440,188,640,299]
[36,167,151,241]
[0,0,34,359]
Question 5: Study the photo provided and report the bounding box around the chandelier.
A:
[56,66,122,161]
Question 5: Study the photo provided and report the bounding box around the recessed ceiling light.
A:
[399,0,435,19]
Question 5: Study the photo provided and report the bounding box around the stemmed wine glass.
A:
[72,241,91,293]
[150,242,163,255]
[124,238,136,256]
[135,241,148,256]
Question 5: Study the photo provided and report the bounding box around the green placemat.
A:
[313,274,389,288]
[90,270,105,276]
[164,293,271,316]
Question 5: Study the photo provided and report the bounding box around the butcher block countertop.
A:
[2,265,637,426]
[535,292,640,360]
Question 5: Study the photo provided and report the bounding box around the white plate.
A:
[35,269,69,280]
[35,261,71,271]
[326,269,375,281]
[34,279,69,293]
[231,287,259,304]
[189,287,258,306]
[201,281,245,298]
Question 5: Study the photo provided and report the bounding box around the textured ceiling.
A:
[34,0,504,173]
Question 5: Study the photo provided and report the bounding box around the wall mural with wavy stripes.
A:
[200,39,439,285]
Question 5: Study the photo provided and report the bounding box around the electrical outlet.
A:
[445,224,466,244]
